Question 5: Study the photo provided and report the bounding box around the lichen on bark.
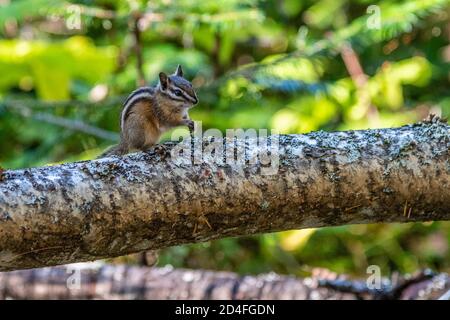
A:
[0,121,449,271]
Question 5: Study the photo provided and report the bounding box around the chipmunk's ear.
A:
[159,72,169,90]
[174,64,183,77]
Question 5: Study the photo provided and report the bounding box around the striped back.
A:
[120,86,155,130]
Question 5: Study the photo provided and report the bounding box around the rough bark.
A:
[0,264,448,300]
[0,119,449,271]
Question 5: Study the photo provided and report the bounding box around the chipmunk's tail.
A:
[97,142,128,159]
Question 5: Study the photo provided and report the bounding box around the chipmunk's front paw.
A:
[153,144,168,156]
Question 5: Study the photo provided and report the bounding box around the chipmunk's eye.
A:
[174,89,182,96]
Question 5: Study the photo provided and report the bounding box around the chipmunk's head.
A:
[157,65,198,108]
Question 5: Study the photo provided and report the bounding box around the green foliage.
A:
[0,37,117,100]
[0,0,449,276]
[0,0,62,28]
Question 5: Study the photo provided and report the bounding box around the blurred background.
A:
[0,0,449,277]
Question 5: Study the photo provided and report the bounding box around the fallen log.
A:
[0,264,448,300]
[0,118,448,271]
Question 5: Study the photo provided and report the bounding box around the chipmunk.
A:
[99,64,198,158]
[99,65,198,267]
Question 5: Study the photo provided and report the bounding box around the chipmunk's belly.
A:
[145,132,161,146]
[143,122,161,147]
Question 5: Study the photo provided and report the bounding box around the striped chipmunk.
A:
[99,64,198,158]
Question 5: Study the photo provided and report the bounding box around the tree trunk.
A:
[0,264,448,300]
[0,119,449,271]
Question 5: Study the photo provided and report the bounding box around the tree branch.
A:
[4,101,119,141]
[1,96,125,109]
[0,120,449,271]
[0,264,448,300]
[131,11,146,87]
